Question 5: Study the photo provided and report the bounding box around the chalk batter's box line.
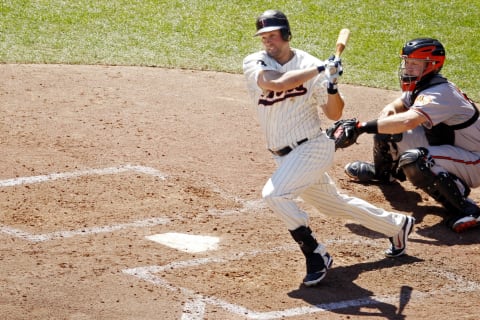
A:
[0,165,169,242]
[0,164,259,241]
[0,164,167,187]
[123,244,480,320]
[0,217,170,242]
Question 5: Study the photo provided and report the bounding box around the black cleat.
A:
[303,250,333,287]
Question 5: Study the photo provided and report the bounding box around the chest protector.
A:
[413,75,479,146]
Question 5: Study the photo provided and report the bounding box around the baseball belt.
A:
[269,138,308,157]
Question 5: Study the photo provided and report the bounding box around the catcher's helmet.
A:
[399,38,445,91]
[255,10,291,41]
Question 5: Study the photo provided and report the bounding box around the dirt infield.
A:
[1,64,479,320]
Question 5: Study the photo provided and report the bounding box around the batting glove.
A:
[324,56,343,94]
[325,56,343,84]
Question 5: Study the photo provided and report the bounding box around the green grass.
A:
[1,0,479,100]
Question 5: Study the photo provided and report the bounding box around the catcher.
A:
[328,38,480,233]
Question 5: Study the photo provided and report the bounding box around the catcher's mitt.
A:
[326,118,361,150]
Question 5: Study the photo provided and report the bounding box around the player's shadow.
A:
[346,181,480,245]
[288,256,422,320]
[349,180,429,220]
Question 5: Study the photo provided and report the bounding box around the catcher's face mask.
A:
[398,57,428,92]
[398,38,445,92]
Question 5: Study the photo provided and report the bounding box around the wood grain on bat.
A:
[335,28,350,58]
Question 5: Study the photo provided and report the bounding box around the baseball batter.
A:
[242,9,415,287]
[343,38,480,233]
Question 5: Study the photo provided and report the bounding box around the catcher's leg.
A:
[398,147,480,232]
[345,133,404,182]
[289,226,333,286]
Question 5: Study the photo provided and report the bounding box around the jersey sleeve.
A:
[242,52,275,103]
[411,83,474,129]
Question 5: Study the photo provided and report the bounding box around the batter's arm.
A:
[322,92,345,121]
[257,67,319,92]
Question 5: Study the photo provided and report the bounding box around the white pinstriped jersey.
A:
[241,47,407,237]
[402,81,480,152]
[242,49,329,150]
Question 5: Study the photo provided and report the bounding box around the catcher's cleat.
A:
[385,216,415,258]
[345,161,378,182]
[345,161,395,183]
[450,214,480,232]
[303,250,333,287]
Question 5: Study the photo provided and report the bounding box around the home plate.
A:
[146,232,220,253]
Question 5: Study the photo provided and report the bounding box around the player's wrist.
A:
[317,65,325,73]
[327,82,338,95]
[357,119,379,134]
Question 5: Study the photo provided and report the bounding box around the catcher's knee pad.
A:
[398,148,435,188]
[398,148,476,215]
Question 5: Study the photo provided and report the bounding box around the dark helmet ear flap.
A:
[280,28,292,41]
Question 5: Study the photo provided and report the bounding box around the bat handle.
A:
[335,45,345,59]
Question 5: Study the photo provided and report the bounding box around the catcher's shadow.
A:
[413,222,480,246]
[345,181,480,245]
[371,181,480,245]
[287,256,421,319]
[349,180,424,216]
[375,181,448,227]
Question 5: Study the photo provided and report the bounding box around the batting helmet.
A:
[399,38,446,91]
[255,10,291,41]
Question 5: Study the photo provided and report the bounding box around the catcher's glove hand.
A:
[326,118,362,150]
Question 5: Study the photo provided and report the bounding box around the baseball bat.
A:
[335,28,350,58]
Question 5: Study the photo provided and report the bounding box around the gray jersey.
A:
[402,81,480,152]
[398,81,480,187]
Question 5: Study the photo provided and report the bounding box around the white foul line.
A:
[3,164,476,318]
[181,298,206,320]
[123,244,480,320]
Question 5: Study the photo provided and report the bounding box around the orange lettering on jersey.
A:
[258,85,308,106]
